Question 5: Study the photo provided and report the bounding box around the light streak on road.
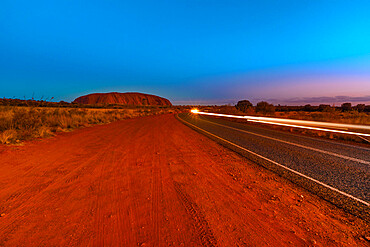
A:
[190,110,370,137]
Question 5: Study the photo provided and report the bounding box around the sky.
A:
[1,0,370,105]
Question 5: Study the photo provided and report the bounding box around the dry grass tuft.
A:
[0,129,17,144]
[35,126,54,138]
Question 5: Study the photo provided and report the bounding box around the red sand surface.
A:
[0,114,368,246]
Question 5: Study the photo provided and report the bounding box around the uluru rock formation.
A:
[73,92,172,106]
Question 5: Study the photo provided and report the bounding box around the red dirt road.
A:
[0,114,368,246]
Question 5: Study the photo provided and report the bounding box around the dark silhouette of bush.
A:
[355,104,365,112]
[256,101,275,114]
[235,100,253,113]
[304,104,313,112]
[341,102,352,112]
[318,104,331,112]
[364,105,370,113]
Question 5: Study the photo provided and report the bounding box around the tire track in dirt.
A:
[173,181,217,247]
[0,123,131,215]
[166,126,304,245]
[0,141,117,244]
[166,139,276,246]
[89,123,137,246]
[94,144,115,246]
[127,124,154,246]
[151,156,161,245]
[112,151,130,246]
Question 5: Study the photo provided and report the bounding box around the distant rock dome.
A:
[73,92,172,106]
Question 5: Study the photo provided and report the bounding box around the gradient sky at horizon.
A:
[1,0,370,105]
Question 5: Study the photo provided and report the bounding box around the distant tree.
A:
[256,101,275,114]
[304,104,313,112]
[318,104,331,112]
[355,104,365,112]
[341,102,352,112]
[365,105,370,113]
[235,100,253,113]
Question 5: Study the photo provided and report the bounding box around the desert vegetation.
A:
[195,101,370,144]
[203,101,370,125]
[271,103,370,125]
[0,105,177,144]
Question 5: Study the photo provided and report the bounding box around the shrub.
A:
[303,104,313,112]
[341,103,352,112]
[235,100,253,113]
[256,101,275,114]
[318,104,331,112]
[355,104,365,112]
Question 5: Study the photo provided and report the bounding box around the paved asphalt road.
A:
[178,113,370,205]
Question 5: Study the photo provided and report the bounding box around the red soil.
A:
[73,92,172,106]
[0,115,368,246]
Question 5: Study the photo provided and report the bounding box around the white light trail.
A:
[190,110,370,137]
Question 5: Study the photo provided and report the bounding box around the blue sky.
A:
[1,0,369,104]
